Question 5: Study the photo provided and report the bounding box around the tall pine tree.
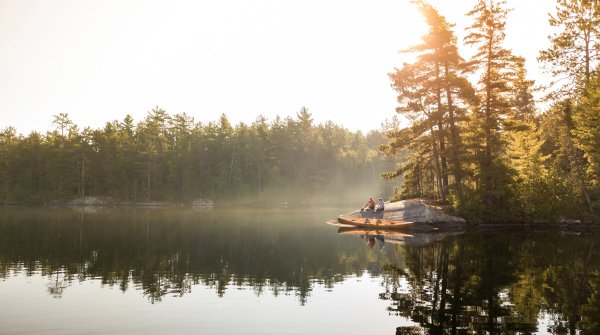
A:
[539,0,600,95]
[384,2,473,204]
[464,0,516,219]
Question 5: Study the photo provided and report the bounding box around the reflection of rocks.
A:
[338,228,464,247]
[559,217,582,224]
[69,206,105,214]
[54,197,191,208]
[192,206,213,212]
[391,231,464,247]
[191,198,214,209]
[134,202,184,208]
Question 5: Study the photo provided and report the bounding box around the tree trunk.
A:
[430,124,443,201]
[484,40,494,208]
[146,159,151,201]
[436,58,448,203]
[229,141,235,185]
[584,30,590,87]
[81,157,85,198]
[444,61,463,204]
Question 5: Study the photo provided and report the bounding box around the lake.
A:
[0,207,598,334]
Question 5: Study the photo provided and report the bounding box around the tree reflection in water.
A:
[368,230,600,335]
[0,208,599,334]
[0,208,371,304]
[47,271,68,298]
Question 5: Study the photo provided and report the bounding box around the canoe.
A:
[337,227,414,237]
[337,216,414,229]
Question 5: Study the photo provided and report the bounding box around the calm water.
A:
[0,207,599,335]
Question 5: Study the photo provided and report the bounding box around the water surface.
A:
[0,207,598,334]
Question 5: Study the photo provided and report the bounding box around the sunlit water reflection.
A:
[0,207,598,334]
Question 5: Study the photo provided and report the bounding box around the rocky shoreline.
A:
[44,196,213,209]
[341,198,467,230]
[338,198,600,232]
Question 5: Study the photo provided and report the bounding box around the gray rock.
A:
[559,217,582,224]
[67,196,114,206]
[191,198,214,208]
[346,199,466,225]
[386,199,465,223]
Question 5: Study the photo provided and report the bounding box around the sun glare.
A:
[390,2,430,62]
[0,0,556,134]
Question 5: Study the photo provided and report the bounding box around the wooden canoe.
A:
[337,227,414,237]
[337,216,414,229]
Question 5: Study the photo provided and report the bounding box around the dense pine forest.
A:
[0,107,393,206]
[381,0,600,223]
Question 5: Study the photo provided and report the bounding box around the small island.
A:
[331,199,466,231]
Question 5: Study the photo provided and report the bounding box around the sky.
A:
[0,0,556,135]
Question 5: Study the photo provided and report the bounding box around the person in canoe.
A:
[374,198,385,219]
[362,197,376,212]
[375,198,385,213]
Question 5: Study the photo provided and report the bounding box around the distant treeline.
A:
[0,107,394,205]
[381,0,600,223]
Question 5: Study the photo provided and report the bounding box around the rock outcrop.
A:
[384,199,465,224]
[191,198,214,208]
[66,196,114,206]
[343,198,466,229]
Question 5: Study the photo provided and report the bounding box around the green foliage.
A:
[537,0,600,216]
[464,0,520,216]
[538,0,600,95]
[384,2,473,205]
[575,74,600,190]
[385,0,528,222]
[0,109,394,206]
[383,1,600,222]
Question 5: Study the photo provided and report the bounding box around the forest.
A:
[0,107,394,206]
[381,0,600,223]
[2,0,600,224]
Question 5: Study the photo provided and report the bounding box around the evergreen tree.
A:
[507,57,537,123]
[137,107,170,200]
[464,0,517,219]
[539,0,600,95]
[0,128,18,203]
[0,107,391,206]
[386,62,445,200]
[385,3,473,204]
[574,73,600,211]
[541,100,592,215]
[538,0,600,214]
[506,121,554,219]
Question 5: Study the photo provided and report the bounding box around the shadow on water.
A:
[0,207,599,334]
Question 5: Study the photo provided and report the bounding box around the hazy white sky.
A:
[0,0,555,135]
